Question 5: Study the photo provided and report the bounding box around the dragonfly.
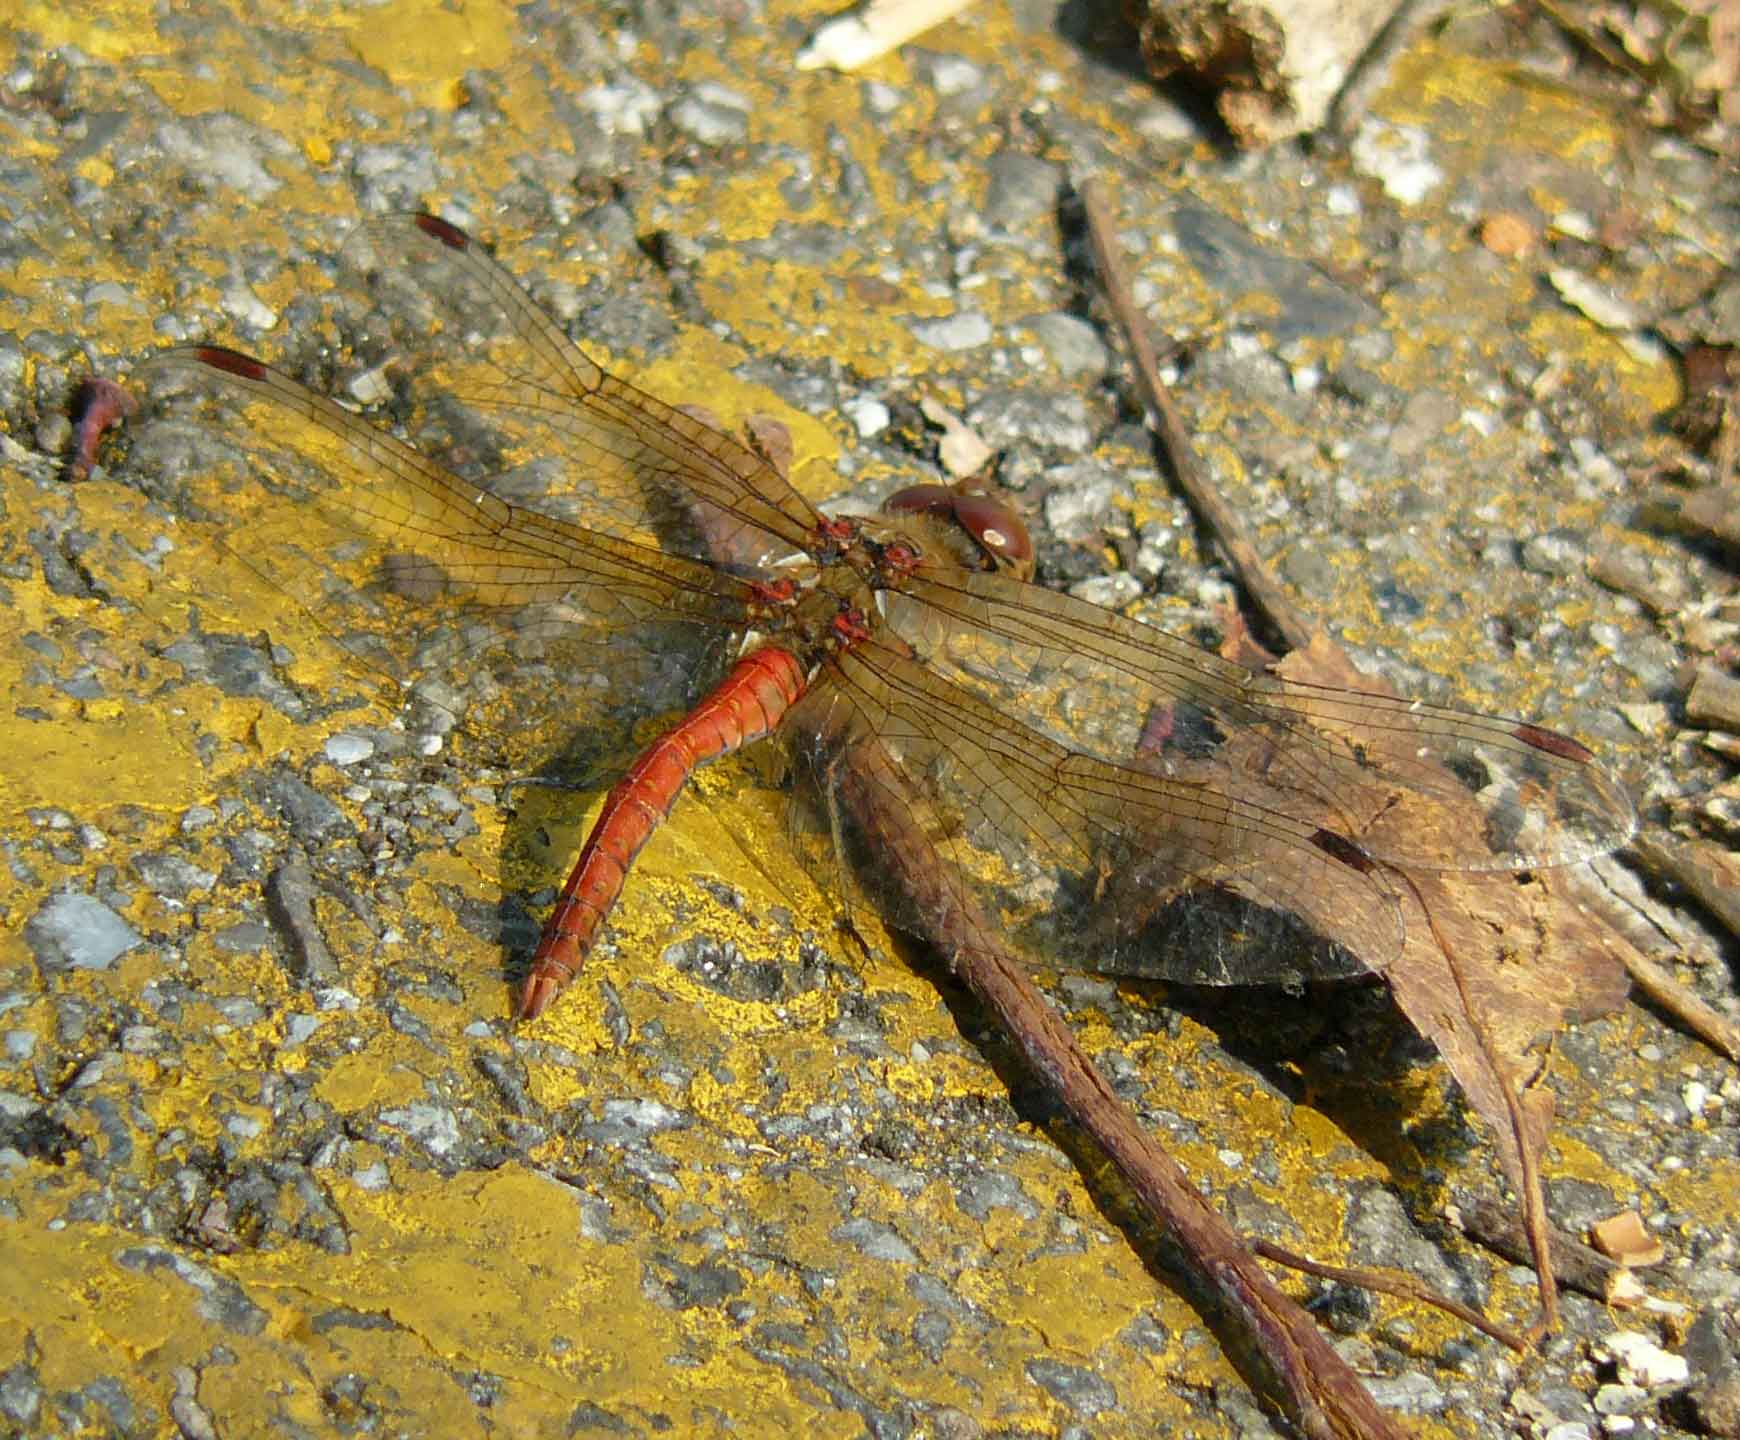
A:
[137,214,1638,1023]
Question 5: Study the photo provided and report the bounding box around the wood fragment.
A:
[796,0,976,72]
[834,731,1411,1440]
[1555,848,1738,1058]
[1453,1195,1630,1304]
[1619,942,1740,1063]
[1126,0,1395,146]
[1079,179,1315,653]
[1587,545,1684,616]
[1687,664,1740,732]
[1679,484,1740,546]
[1589,1210,1667,1268]
[1251,1239,1528,1351]
[1616,836,1740,1062]
[1636,833,1740,939]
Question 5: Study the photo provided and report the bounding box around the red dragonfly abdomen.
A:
[516,646,808,1022]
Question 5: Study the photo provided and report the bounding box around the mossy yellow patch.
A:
[1656,1159,1740,1232]
[1524,309,1680,416]
[0,701,202,815]
[314,1050,428,1112]
[0,1166,820,1434]
[636,330,844,499]
[326,0,516,111]
[12,0,161,64]
[1376,45,1616,161]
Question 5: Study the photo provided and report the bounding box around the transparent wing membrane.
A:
[339,215,823,569]
[888,566,1635,874]
[794,638,1403,985]
[137,345,758,767]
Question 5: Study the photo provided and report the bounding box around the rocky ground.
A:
[1,2,1737,1437]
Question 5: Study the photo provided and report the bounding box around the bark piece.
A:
[1590,1210,1667,1267]
[1127,0,1396,145]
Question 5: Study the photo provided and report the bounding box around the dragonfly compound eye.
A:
[881,483,955,520]
[882,483,1033,580]
[950,492,1034,580]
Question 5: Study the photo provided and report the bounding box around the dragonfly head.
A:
[881,481,1034,581]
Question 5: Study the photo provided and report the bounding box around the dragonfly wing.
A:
[884,566,1636,876]
[135,345,759,772]
[792,637,1404,986]
[337,215,824,569]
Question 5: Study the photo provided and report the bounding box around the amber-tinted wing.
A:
[335,214,824,572]
[797,548,1637,985]
[794,634,1405,984]
[136,343,763,767]
[879,564,1636,875]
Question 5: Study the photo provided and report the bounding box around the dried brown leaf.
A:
[1269,634,1636,1206]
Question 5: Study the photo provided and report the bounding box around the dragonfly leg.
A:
[516,646,806,1022]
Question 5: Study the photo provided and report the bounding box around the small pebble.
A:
[324,732,375,765]
[1598,1331,1690,1389]
[843,396,889,438]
